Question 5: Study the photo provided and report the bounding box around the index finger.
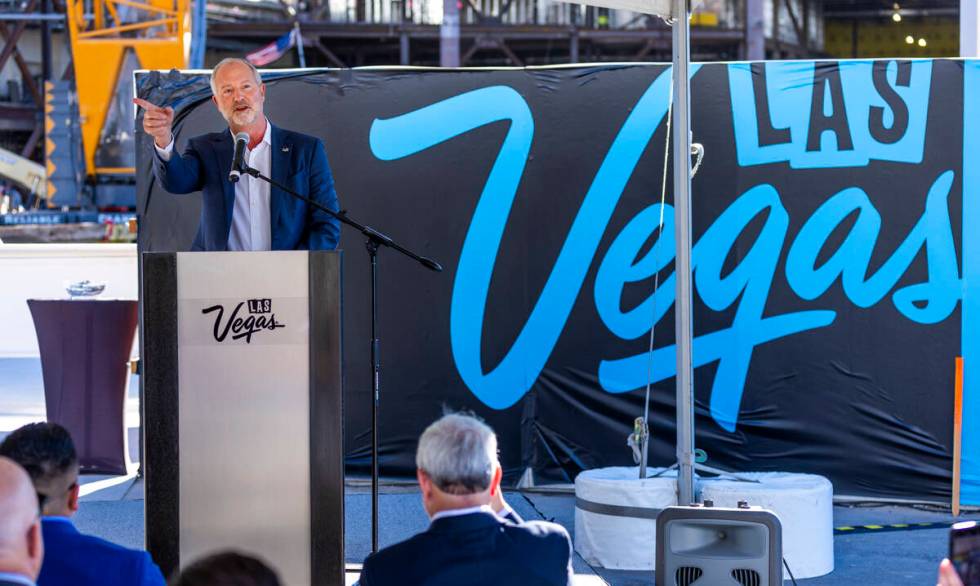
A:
[133,97,164,112]
[939,559,964,586]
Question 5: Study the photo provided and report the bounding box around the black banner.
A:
[136,60,975,501]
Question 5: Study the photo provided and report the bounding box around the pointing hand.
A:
[134,97,175,149]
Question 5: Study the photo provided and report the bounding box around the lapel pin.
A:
[282,145,290,152]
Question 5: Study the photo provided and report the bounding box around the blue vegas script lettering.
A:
[369,62,960,431]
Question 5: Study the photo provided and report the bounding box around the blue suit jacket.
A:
[358,512,573,586]
[152,124,341,251]
[37,518,166,586]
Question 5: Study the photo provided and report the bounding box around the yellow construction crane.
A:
[62,0,189,179]
[0,146,46,202]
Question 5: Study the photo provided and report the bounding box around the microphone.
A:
[228,131,249,183]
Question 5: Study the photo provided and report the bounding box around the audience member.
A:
[168,551,281,586]
[0,457,44,586]
[358,413,573,586]
[0,423,165,586]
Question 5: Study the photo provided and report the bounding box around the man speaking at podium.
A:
[136,57,340,251]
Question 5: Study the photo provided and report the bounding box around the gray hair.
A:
[210,58,263,96]
[416,413,498,495]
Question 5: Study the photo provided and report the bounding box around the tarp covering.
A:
[135,59,979,502]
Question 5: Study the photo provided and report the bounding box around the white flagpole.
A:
[672,0,696,506]
[294,21,307,68]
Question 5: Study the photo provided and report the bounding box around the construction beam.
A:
[314,38,348,67]
[208,21,744,42]
[579,27,741,41]
[765,37,809,59]
[498,0,516,20]
[634,37,655,60]
[497,39,523,66]
[964,0,980,57]
[399,31,409,64]
[21,124,43,159]
[0,0,36,73]
[850,19,858,58]
[570,27,579,62]
[782,0,805,52]
[0,104,37,132]
[440,0,460,66]
[802,0,809,52]
[461,0,485,23]
[41,0,51,81]
[825,8,957,18]
[112,0,179,17]
[0,22,44,106]
[206,21,743,68]
[75,16,177,38]
[772,0,781,57]
[745,0,763,60]
[0,13,63,20]
[460,40,479,65]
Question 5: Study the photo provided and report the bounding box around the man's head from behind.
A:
[0,456,44,580]
[169,551,281,586]
[0,423,79,518]
[415,413,502,518]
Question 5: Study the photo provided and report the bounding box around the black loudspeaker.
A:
[656,504,783,586]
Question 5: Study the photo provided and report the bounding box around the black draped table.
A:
[27,299,138,475]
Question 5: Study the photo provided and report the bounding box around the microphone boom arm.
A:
[238,162,442,272]
[238,157,441,554]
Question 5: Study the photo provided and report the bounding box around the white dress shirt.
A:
[497,503,518,521]
[0,571,35,585]
[430,504,496,523]
[155,120,273,251]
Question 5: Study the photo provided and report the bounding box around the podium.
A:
[141,251,344,586]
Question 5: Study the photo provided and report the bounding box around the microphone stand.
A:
[239,162,443,554]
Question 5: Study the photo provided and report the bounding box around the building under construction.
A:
[0,0,961,218]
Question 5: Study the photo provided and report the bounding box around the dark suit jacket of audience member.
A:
[358,510,573,586]
[37,518,166,586]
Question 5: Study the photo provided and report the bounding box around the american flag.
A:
[246,29,298,67]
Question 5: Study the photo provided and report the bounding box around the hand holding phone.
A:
[950,521,980,585]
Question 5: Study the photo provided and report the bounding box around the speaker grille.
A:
[675,566,703,586]
[732,568,761,586]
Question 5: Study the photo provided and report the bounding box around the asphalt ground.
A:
[2,357,965,585]
[67,475,960,585]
